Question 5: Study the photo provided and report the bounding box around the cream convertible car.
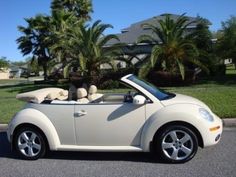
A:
[7,74,222,163]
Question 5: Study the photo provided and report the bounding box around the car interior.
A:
[16,83,141,105]
[48,84,141,105]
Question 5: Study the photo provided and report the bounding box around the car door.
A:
[74,102,145,146]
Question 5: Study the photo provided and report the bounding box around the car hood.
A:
[161,93,210,109]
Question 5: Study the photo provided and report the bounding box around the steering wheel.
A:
[124,91,133,103]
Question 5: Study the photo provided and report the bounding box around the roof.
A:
[106,13,211,46]
[9,64,28,72]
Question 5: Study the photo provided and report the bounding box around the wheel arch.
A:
[140,104,207,152]
[8,108,61,150]
[151,121,204,151]
[12,123,50,151]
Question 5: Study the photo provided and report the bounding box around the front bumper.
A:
[203,114,223,147]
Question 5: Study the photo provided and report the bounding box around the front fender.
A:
[141,104,210,152]
[7,108,60,150]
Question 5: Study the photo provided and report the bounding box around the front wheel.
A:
[155,125,198,163]
[14,127,46,160]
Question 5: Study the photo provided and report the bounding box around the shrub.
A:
[147,70,195,87]
[99,80,120,89]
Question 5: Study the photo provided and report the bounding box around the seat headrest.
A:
[89,85,97,94]
[77,88,87,99]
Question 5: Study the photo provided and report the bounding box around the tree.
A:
[47,10,78,68]
[217,16,236,68]
[17,15,53,80]
[0,57,9,71]
[51,0,93,21]
[68,20,122,83]
[24,57,42,75]
[192,16,212,51]
[138,14,208,80]
[47,0,93,78]
[191,16,219,75]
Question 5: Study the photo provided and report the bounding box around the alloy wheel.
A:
[17,131,42,157]
[161,129,194,161]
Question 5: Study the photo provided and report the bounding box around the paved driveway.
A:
[0,128,235,177]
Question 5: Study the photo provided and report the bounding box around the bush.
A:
[99,80,120,89]
[147,70,195,87]
[210,64,226,76]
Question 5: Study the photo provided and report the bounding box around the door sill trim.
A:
[57,145,143,152]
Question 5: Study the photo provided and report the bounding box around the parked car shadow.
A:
[0,132,161,163]
[0,132,17,158]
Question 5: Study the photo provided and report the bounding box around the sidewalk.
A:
[0,119,235,132]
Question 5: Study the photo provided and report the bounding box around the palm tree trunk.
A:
[43,63,48,81]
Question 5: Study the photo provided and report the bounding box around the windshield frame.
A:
[126,75,175,101]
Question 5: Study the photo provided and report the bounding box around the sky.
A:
[0,0,236,62]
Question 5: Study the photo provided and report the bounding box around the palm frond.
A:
[176,58,185,80]
[138,60,152,78]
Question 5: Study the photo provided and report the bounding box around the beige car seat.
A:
[88,85,103,102]
[77,88,89,103]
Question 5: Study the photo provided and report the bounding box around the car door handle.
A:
[74,110,87,117]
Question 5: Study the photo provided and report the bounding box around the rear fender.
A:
[9,108,60,150]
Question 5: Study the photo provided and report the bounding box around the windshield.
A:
[127,75,175,100]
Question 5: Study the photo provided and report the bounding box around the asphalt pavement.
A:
[0,128,235,177]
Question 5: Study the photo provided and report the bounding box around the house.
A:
[0,68,10,79]
[104,13,211,68]
[9,64,28,78]
[224,58,233,65]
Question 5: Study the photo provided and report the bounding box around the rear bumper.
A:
[6,122,13,144]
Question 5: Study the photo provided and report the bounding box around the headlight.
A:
[199,108,214,122]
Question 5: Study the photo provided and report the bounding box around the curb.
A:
[222,118,236,127]
[0,119,235,132]
[0,124,8,132]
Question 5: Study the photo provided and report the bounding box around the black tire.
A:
[155,125,198,163]
[14,127,46,160]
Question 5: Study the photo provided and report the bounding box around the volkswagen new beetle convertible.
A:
[7,74,222,163]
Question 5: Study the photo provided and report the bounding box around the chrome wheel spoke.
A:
[162,142,173,149]
[18,143,28,150]
[181,145,192,156]
[32,143,41,150]
[28,147,34,156]
[180,134,191,144]
[22,133,29,142]
[170,148,179,160]
[169,131,178,142]
[30,133,37,142]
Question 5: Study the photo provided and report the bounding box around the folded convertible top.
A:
[16,88,68,103]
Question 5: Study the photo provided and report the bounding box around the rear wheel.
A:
[155,125,198,163]
[14,127,46,160]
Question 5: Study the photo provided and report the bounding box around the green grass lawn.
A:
[0,83,60,124]
[0,78,29,85]
[226,64,236,75]
[164,85,236,118]
[0,80,235,124]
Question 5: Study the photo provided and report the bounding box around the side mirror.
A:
[133,95,146,105]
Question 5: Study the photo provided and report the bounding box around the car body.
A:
[7,74,223,163]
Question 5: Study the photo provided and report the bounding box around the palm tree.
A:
[51,0,93,21]
[138,14,208,80]
[47,10,78,66]
[68,20,122,84]
[17,15,53,80]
